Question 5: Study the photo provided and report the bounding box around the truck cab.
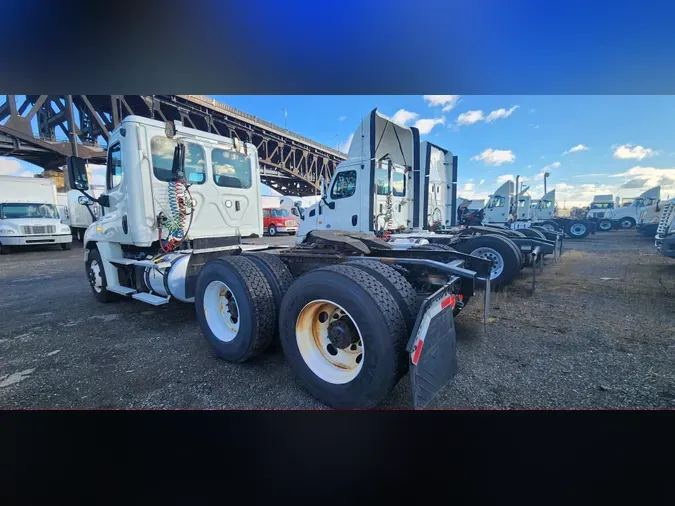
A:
[482,181,515,225]
[297,109,418,241]
[637,201,663,237]
[587,195,615,220]
[533,190,556,221]
[0,175,73,254]
[605,186,660,229]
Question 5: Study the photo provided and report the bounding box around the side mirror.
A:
[78,196,93,206]
[67,156,89,191]
[172,142,186,179]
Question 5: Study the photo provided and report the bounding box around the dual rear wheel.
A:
[194,255,418,408]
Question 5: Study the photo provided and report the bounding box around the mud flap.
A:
[406,284,458,409]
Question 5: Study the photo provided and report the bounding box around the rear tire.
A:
[456,234,521,289]
[539,220,560,233]
[195,256,276,362]
[244,252,293,346]
[566,220,591,239]
[348,259,419,335]
[279,264,408,408]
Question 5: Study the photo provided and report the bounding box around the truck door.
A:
[317,168,361,232]
[97,140,133,244]
[536,190,556,220]
[391,166,410,229]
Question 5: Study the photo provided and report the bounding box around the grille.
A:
[20,225,55,235]
[656,201,674,236]
[595,212,605,218]
[285,220,296,227]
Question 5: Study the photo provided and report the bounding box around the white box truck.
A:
[0,175,73,254]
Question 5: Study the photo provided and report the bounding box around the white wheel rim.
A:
[296,299,364,385]
[542,224,555,232]
[203,281,240,342]
[470,247,505,280]
[89,260,103,293]
[600,221,612,230]
[570,224,586,236]
[269,226,276,236]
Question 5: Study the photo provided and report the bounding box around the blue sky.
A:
[2,95,674,206]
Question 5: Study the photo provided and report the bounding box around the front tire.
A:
[279,264,408,409]
[85,248,115,303]
[598,219,613,232]
[0,243,11,255]
[61,242,72,250]
[195,256,276,363]
[619,217,635,230]
[268,224,277,236]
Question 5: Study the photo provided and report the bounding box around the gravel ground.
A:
[0,230,673,409]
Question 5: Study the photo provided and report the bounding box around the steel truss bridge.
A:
[0,95,346,196]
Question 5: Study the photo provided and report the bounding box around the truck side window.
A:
[392,171,406,197]
[330,170,357,199]
[151,137,206,184]
[107,143,123,190]
[263,209,270,217]
[212,148,252,189]
[491,196,505,208]
[375,167,389,195]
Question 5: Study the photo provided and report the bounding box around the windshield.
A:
[0,203,59,220]
[271,208,290,218]
[590,203,613,209]
[631,198,645,208]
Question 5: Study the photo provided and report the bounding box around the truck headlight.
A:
[60,226,71,233]
[0,229,16,235]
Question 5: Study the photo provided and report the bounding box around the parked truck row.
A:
[60,109,572,410]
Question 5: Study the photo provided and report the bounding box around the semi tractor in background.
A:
[602,186,661,230]
[655,197,675,258]
[57,186,105,241]
[0,175,73,254]
[65,112,499,409]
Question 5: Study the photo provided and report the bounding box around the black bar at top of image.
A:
[1,410,673,502]
[1,0,675,94]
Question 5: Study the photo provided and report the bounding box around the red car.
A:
[263,207,299,236]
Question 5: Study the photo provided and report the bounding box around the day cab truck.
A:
[603,186,660,230]
[586,194,615,231]
[636,200,664,237]
[66,112,494,409]
[300,115,562,290]
[655,197,675,258]
[0,175,73,254]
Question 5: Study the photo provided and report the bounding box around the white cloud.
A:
[462,182,475,192]
[542,161,561,172]
[391,109,419,126]
[479,179,485,185]
[496,174,515,185]
[613,144,656,161]
[530,124,540,129]
[339,116,347,122]
[340,133,354,154]
[572,173,607,178]
[457,110,485,126]
[562,144,589,156]
[414,116,445,135]
[0,157,24,176]
[485,105,519,123]
[471,148,516,166]
[456,105,519,127]
[608,165,675,190]
[423,95,461,112]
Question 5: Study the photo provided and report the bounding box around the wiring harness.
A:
[158,176,196,253]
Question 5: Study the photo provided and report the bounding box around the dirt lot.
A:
[0,230,673,409]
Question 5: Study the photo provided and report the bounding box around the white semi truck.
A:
[655,198,675,258]
[604,186,660,230]
[587,194,615,231]
[58,187,104,241]
[0,175,73,254]
[66,113,497,409]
